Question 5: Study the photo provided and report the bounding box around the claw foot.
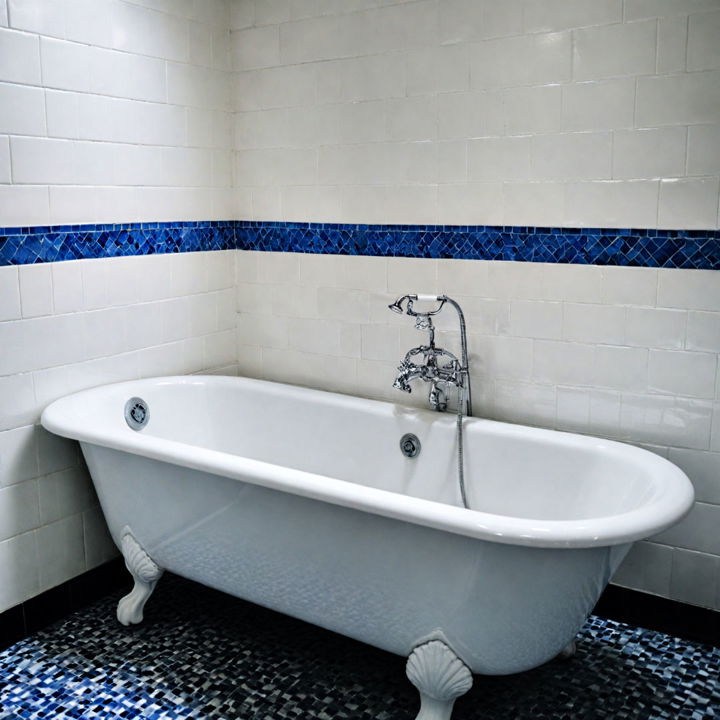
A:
[117,527,163,626]
[406,640,473,720]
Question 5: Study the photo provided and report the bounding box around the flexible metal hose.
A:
[456,384,469,509]
[440,296,472,510]
[440,296,472,417]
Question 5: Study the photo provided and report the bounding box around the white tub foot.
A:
[116,527,164,626]
[557,639,577,660]
[406,640,473,720]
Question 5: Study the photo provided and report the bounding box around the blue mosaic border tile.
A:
[0,221,236,266]
[1,220,718,269]
[236,221,720,269]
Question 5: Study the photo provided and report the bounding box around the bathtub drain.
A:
[125,397,149,431]
[400,433,421,458]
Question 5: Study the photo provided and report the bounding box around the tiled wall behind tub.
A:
[231,0,720,228]
[231,0,720,611]
[235,247,720,611]
[0,0,237,610]
[0,0,234,225]
[0,235,237,613]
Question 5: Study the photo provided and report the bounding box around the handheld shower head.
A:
[388,295,413,314]
[389,294,447,320]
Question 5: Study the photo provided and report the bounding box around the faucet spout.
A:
[429,382,448,412]
[392,376,412,393]
[392,359,422,393]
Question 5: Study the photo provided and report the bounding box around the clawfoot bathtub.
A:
[42,376,693,720]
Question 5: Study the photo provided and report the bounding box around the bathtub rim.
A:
[41,374,695,550]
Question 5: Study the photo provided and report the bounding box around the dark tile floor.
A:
[0,574,718,719]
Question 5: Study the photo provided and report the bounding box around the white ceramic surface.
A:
[42,375,693,676]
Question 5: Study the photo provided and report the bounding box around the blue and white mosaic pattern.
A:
[1,220,719,269]
[236,221,720,269]
[0,574,718,719]
[0,221,236,267]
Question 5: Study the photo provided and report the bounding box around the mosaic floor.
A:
[0,574,718,720]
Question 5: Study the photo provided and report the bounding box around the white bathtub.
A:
[41,375,693,720]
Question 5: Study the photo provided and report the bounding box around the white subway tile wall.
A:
[1,0,719,615]
[0,0,238,612]
[0,0,234,224]
[0,250,238,611]
[232,0,720,228]
[234,250,720,610]
[229,0,720,611]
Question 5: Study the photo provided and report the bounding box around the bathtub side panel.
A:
[82,443,619,675]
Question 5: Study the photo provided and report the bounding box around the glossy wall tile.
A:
[1,0,720,618]
[227,0,720,612]
[232,0,720,229]
[0,0,234,226]
[0,248,238,613]
[234,222,720,269]
[2,221,718,269]
[233,249,720,610]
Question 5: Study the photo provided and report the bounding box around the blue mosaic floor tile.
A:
[0,574,717,719]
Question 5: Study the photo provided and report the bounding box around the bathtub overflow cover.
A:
[124,397,149,431]
[400,433,421,458]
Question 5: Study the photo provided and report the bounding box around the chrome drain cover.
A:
[124,397,149,431]
[400,433,421,458]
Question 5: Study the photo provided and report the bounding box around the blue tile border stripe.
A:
[0,221,237,266]
[235,221,720,269]
[1,220,718,269]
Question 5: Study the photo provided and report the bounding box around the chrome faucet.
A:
[389,294,474,510]
[388,294,472,416]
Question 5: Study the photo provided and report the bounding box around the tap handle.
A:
[406,296,446,317]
